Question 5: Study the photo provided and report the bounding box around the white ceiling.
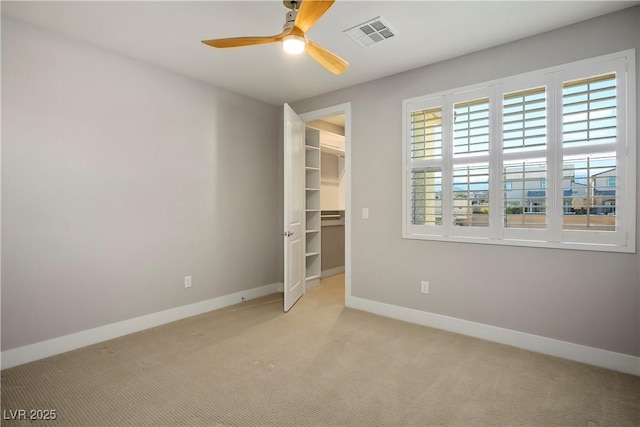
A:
[3,1,638,106]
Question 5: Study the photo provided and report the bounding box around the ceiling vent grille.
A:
[344,17,396,48]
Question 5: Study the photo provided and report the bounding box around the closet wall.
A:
[318,126,346,278]
[320,150,345,276]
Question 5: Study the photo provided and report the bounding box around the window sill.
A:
[402,232,635,254]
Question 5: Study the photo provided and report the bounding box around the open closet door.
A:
[283,104,305,312]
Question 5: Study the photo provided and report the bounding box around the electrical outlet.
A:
[421,281,429,294]
[184,276,192,288]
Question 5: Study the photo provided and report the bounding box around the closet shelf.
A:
[305,127,323,289]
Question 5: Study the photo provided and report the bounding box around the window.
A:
[403,50,635,252]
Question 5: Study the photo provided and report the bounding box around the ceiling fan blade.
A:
[295,0,335,33]
[305,40,349,75]
[202,30,289,49]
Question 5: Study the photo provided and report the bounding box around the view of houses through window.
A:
[404,51,634,251]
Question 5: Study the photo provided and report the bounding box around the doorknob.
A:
[281,231,294,237]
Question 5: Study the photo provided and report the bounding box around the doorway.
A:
[305,116,345,280]
[300,103,351,305]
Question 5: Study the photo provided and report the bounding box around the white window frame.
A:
[402,49,636,253]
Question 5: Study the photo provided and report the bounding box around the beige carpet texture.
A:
[1,275,639,426]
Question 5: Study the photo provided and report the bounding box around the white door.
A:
[283,104,306,312]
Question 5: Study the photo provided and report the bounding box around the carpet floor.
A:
[1,274,639,426]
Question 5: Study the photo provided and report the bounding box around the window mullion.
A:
[548,70,563,243]
[441,95,454,236]
[490,84,503,239]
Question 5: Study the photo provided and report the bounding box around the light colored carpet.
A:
[2,274,639,426]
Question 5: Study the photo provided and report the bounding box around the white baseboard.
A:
[1,282,283,370]
[321,266,345,278]
[345,295,640,376]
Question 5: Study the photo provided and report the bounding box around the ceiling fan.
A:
[202,0,349,75]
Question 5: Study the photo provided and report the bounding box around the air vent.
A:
[344,17,396,47]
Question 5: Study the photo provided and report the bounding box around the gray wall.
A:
[1,18,281,351]
[293,7,640,357]
[321,225,345,273]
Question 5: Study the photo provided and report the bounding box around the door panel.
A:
[283,104,305,312]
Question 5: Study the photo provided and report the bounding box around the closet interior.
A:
[304,118,346,288]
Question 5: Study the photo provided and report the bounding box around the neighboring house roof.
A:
[594,189,616,196]
[592,168,616,177]
[526,190,577,197]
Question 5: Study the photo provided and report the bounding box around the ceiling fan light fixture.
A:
[282,34,306,54]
